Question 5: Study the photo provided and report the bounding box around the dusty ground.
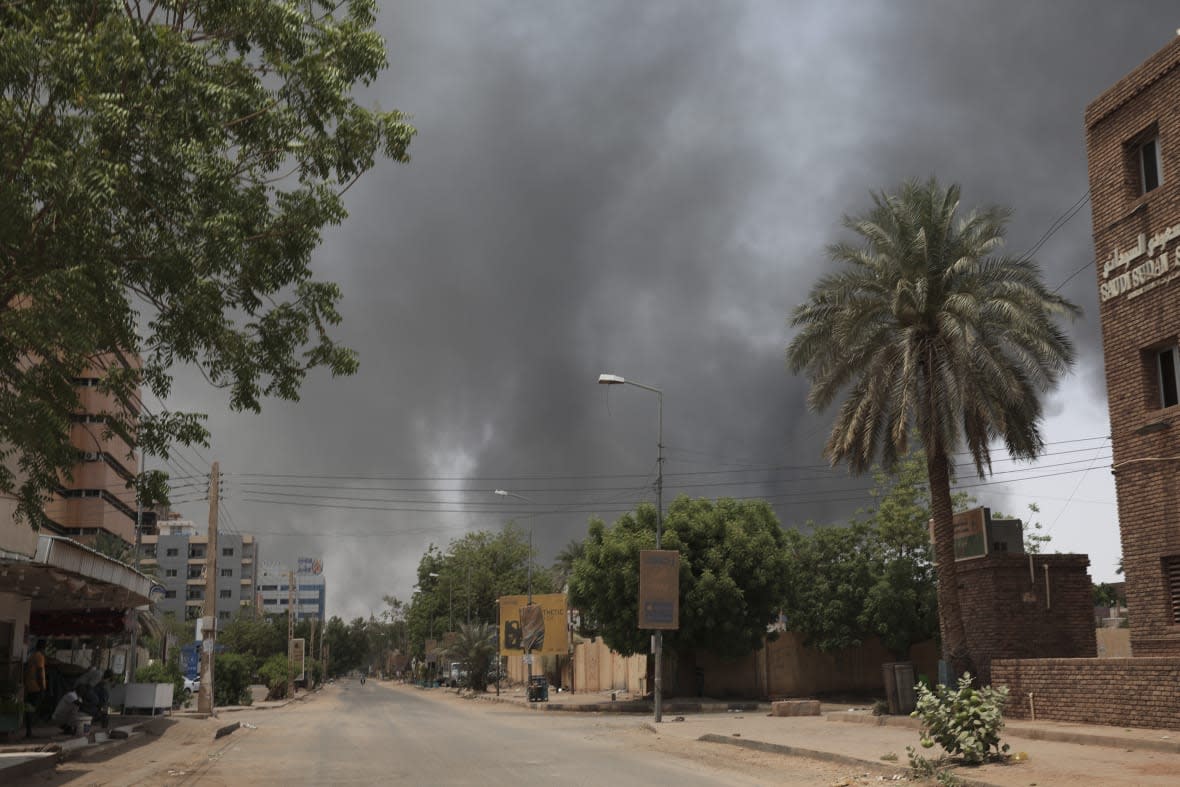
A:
[16,683,918,786]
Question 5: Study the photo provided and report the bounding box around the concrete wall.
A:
[993,657,1180,729]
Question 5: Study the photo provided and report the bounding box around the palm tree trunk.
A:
[926,446,974,680]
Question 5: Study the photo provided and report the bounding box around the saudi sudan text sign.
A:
[497,594,567,655]
[639,549,680,629]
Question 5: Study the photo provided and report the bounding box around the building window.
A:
[260,585,278,591]
[165,569,178,578]
[218,611,231,620]
[221,568,233,577]
[165,548,179,557]
[1158,346,1180,408]
[187,589,203,600]
[263,598,278,605]
[220,589,232,599]
[142,545,156,558]
[222,547,234,557]
[1139,137,1163,194]
[1166,556,1180,624]
[164,590,176,599]
[189,546,205,559]
[188,567,203,579]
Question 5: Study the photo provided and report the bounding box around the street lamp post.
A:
[597,372,664,723]
[494,489,535,688]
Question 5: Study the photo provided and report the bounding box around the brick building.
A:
[991,33,1180,731]
[1086,33,1180,657]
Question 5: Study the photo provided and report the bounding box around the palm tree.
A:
[446,622,498,691]
[787,178,1078,677]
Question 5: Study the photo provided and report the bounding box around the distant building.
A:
[256,562,326,620]
[1085,33,1180,657]
[41,363,141,546]
[138,517,259,623]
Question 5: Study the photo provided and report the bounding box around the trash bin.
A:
[527,676,549,702]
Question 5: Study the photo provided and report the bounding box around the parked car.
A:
[183,675,200,696]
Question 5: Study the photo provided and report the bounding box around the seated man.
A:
[78,671,113,727]
[51,689,82,735]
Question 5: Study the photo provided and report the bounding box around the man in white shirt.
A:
[51,690,82,735]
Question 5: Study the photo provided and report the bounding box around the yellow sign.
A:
[497,594,568,655]
[639,550,680,629]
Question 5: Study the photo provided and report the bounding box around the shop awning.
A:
[0,536,153,635]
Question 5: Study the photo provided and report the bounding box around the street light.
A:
[494,488,536,688]
[597,371,665,723]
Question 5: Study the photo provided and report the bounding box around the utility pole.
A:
[197,462,219,714]
[288,568,296,699]
[127,449,145,683]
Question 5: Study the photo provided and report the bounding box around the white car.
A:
[183,676,200,695]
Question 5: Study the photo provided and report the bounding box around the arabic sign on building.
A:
[1100,225,1180,303]
[930,507,990,561]
[497,594,568,655]
[638,549,680,630]
[297,557,323,575]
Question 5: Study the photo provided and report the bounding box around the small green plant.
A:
[872,698,890,716]
[880,752,898,762]
[258,654,291,700]
[906,747,962,785]
[911,672,1010,765]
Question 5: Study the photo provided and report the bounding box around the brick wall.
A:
[957,554,1096,685]
[1086,34,1180,656]
[993,657,1180,729]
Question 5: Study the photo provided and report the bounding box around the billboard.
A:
[930,507,989,561]
[497,594,568,655]
[297,557,323,575]
[639,550,680,630]
[290,637,306,681]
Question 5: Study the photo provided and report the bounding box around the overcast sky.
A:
[162,2,1178,620]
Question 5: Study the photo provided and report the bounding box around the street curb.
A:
[696,734,1001,787]
[0,751,59,782]
[476,693,764,715]
[826,711,1180,754]
[214,721,241,739]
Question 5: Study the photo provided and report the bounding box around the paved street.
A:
[32,680,886,786]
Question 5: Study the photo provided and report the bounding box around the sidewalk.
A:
[453,684,1180,786]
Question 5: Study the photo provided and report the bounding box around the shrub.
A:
[213,653,255,707]
[135,659,184,704]
[259,654,291,700]
[911,672,1009,765]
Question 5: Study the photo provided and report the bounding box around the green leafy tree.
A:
[258,653,291,700]
[787,178,1079,676]
[783,522,878,653]
[0,0,415,527]
[212,652,255,707]
[569,497,790,660]
[219,612,287,663]
[406,526,549,658]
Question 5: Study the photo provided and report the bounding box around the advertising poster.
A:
[497,594,567,655]
[639,549,680,629]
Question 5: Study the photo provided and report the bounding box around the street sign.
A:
[639,550,680,629]
[290,638,306,681]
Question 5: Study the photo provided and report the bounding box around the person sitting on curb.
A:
[51,689,82,735]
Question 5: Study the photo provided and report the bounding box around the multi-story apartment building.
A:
[256,563,326,620]
[42,364,141,545]
[138,517,259,623]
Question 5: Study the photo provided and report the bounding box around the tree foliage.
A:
[787,178,1078,674]
[569,497,790,660]
[0,0,415,526]
[406,526,550,657]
